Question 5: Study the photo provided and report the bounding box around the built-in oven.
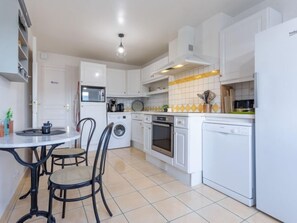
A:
[152,115,174,157]
[81,85,105,102]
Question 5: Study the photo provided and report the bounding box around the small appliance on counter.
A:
[116,103,124,112]
[109,99,117,112]
[233,99,254,113]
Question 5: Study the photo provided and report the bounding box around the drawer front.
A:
[132,113,143,120]
[174,117,188,129]
[143,115,152,123]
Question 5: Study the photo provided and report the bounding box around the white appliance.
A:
[255,18,297,222]
[80,62,107,150]
[107,112,131,149]
[202,119,255,206]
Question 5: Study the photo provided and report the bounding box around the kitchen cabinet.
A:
[220,8,281,84]
[173,116,203,174]
[80,62,106,86]
[131,113,144,147]
[143,115,152,154]
[106,68,126,96]
[107,68,147,97]
[141,56,169,84]
[0,0,30,82]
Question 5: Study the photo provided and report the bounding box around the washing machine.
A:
[107,112,131,149]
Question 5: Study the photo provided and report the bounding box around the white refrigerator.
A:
[255,18,297,223]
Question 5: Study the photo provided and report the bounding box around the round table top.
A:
[0,127,80,149]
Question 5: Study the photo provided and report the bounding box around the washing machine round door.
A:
[113,124,126,138]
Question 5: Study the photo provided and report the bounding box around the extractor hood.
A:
[156,26,210,75]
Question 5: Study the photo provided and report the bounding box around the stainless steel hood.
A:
[154,26,210,75]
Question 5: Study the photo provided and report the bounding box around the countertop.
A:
[131,111,255,119]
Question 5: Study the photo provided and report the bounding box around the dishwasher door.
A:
[202,122,254,204]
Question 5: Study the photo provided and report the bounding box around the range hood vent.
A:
[156,26,209,75]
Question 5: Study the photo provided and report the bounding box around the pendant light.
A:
[117,33,126,57]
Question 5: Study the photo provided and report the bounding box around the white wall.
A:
[0,76,31,218]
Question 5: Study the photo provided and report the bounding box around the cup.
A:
[203,104,212,113]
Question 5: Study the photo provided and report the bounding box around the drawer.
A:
[132,113,144,120]
[174,116,188,129]
[143,115,152,123]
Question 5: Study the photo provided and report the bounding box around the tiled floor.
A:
[7,147,281,223]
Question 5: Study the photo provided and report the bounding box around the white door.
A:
[106,68,126,96]
[143,123,152,154]
[174,128,188,171]
[31,37,38,128]
[38,65,70,128]
[80,62,106,86]
[127,69,141,95]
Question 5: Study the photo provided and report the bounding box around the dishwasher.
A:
[202,119,255,206]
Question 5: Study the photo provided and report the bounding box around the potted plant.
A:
[6,108,13,134]
[162,104,169,112]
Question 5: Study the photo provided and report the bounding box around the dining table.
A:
[0,127,80,223]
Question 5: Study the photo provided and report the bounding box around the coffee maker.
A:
[109,99,117,112]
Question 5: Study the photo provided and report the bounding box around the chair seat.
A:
[52,148,85,156]
[50,166,99,186]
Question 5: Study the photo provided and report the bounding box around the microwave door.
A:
[81,86,105,102]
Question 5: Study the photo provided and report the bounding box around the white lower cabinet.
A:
[174,127,188,172]
[131,114,144,148]
[143,123,152,154]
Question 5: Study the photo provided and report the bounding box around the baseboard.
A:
[0,168,29,223]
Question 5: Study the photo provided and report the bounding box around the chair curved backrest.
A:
[76,117,96,155]
[92,122,114,181]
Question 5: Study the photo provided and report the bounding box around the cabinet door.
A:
[174,128,188,172]
[127,69,141,95]
[220,9,281,84]
[80,62,106,86]
[131,120,143,143]
[143,123,152,154]
[106,68,126,96]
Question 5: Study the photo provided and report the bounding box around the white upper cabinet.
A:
[106,68,126,96]
[80,61,106,86]
[141,56,169,84]
[107,68,146,97]
[220,8,282,84]
[127,69,144,96]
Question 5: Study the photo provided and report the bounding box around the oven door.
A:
[152,122,174,157]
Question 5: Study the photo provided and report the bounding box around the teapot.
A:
[42,121,52,134]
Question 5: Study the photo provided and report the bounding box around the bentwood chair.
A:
[50,117,96,172]
[48,122,114,222]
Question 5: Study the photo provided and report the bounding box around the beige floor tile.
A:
[197,203,242,223]
[139,185,171,203]
[171,212,208,223]
[195,184,226,202]
[84,198,122,222]
[149,173,175,185]
[124,205,167,223]
[160,180,191,196]
[153,197,192,221]
[114,191,149,213]
[218,197,258,219]
[101,214,128,223]
[176,190,213,210]
[121,170,146,181]
[53,206,88,222]
[129,177,157,190]
[246,212,281,223]
[106,181,136,197]
[139,166,163,176]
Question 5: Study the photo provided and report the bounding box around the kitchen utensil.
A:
[131,100,144,111]
[207,90,216,103]
[42,121,52,134]
[197,93,205,102]
[204,90,210,103]
[116,103,124,112]
[109,99,117,112]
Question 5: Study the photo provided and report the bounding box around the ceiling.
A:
[26,0,264,66]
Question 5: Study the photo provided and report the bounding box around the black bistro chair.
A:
[50,117,96,172]
[47,122,114,222]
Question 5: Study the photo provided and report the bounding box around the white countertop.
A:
[0,128,80,149]
[131,111,255,119]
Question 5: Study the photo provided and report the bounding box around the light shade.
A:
[117,33,126,57]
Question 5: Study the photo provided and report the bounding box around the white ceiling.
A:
[26,0,264,66]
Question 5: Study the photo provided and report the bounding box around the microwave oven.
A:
[81,85,105,102]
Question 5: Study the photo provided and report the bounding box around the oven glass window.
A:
[152,124,171,152]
